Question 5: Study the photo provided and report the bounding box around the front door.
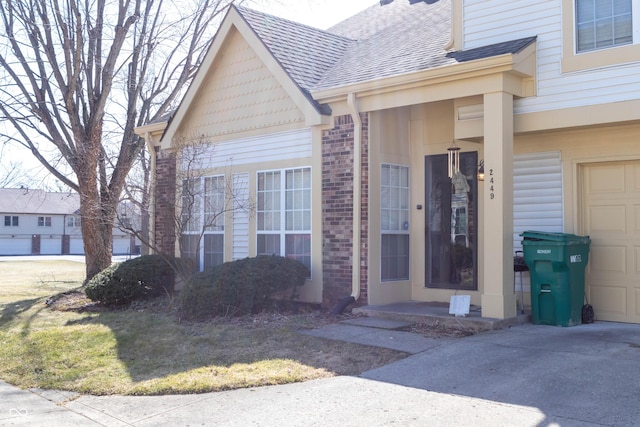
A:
[425,152,478,290]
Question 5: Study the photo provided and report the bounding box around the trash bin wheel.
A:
[582,304,594,324]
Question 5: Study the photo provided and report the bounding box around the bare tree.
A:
[120,148,152,255]
[0,0,253,280]
[0,160,24,188]
[117,137,255,281]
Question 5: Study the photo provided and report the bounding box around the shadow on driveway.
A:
[361,322,640,426]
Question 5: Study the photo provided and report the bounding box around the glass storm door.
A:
[425,152,478,290]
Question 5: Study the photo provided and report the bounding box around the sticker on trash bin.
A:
[570,255,582,263]
[537,249,551,254]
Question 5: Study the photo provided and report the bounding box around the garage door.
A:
[582,161,640,323]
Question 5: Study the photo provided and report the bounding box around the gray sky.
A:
[0,0,379,189]
[253,0,377,29]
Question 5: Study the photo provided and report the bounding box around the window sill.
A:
[562,42,640,73]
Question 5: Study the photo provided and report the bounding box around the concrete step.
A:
[339,317,414,330]
[352,302,530,333]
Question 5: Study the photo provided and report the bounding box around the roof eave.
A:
[311,44,537,106]
[134,121,168,137]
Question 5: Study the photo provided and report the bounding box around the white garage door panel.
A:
[588,206,626,232]
[587,166,625,192]
[41,238,60,255]
[634,205,640,231]
[590,286,627,321]
[589,245,627,275]
[0,238,31,255]
[113,238,131,255]
[70,238,84,255]
[582,161,640,323]
[634,165,640,188]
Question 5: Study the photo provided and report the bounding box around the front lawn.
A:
[0,260,406,395]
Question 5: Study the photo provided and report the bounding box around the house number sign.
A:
[489,168,495,200]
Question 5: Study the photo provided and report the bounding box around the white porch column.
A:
[481,91,516,319]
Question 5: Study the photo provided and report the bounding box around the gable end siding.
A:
[177,30,305,140]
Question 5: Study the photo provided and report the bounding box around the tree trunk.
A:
[79,183,116,280]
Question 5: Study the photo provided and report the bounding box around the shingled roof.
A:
[0,188,79,215]
[235,0,536,95]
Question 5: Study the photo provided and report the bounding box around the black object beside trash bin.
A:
[521,231,591,327]
[514,251,528,314]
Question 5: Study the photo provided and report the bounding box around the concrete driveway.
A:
[1,321,638,426]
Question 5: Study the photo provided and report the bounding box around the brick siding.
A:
[154,149,177,257]
[322,114,369,308]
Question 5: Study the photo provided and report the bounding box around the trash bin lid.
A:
[520,230,590,244]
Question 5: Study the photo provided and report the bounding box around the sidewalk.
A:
[1,320,639,426]
[0,255,136,263]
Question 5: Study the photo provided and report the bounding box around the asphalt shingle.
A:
[0,188,79,215]
[235,0,535,97]
[446,36,537,63]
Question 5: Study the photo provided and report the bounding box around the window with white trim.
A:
[66,216,81,228]
[257,167,311,272]
[180,176,225,271]
[576,0,638,53]
[38,216,52,227]
[203,176,225,268]
[4,216,18,227]
[381,164,410,281]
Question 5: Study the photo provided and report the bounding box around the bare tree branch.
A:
[0,0,246,280]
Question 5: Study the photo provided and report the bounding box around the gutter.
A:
[331,93,362,315]
[349,93,363,301]
[143,132,157,254]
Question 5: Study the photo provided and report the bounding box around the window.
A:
[562,0,640,72]
[181,178,201,233]
[381,164,410,281]
[66,216,81,228]
[38,216,52,227]
[203,176,225,268]
[576,0,633,52]
[4,216,18,227]
[257,167,311,272]
[180,176,225,271]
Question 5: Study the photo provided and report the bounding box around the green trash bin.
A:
[521,231,591,327]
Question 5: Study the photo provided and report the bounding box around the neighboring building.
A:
[0,188,138,256]
[136,0,640,323]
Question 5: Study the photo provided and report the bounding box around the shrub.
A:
[177,267,222,321]
[178,255,309,320]
[85,255,177,306]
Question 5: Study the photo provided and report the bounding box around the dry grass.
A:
[0,260,85,303]
[0,260,407,396]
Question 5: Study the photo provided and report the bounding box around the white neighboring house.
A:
[0,188,138,256]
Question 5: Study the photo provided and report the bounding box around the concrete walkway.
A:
[1,320,639,426]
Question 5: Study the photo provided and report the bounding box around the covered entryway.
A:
[425,152,478,290]
[581,161,640,323]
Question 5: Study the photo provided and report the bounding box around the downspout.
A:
[144,132,157,254]
[332,93,362,314]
